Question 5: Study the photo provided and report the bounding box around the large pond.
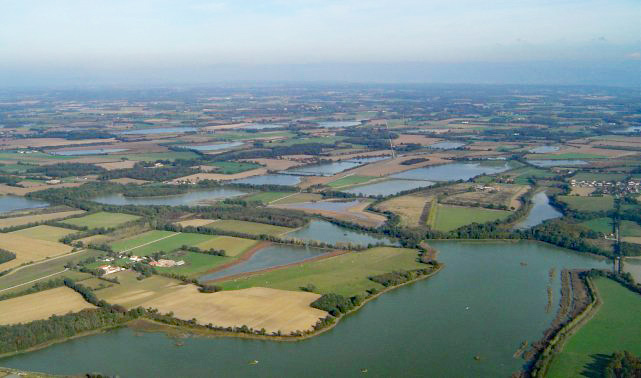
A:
[513,192,563,229]
[0,196,49,214]
[285,220,398,247]
[285,161,361,176]
[317,121,361,128]
[242,123,285,130]
[91,189,247,206]
[428,141,466,150]
[0,241,609,377]
[179,142,243,151]
[391,162,513,182]
[233,174,301,186]
[50,148,128,156]
[527,159,588,167]
[343,179,434,196]
[199,244,329,282]
[119,127,198,135]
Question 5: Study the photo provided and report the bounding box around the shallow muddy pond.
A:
[1,241,609,377]
[391,162,513,182]
[91,189,247,206]
[513,192,563,229]
[199,244,329,282]
[343,179,434,196]
[233,174,301,186]
[285,220,398,247]
[0,196,49,214]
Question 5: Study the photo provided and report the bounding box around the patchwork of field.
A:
[430,204,511,232]
[220,247,425,297]
[580,218,641,237]
[207,161,262,174]
[547,277,641,377]
[61,211,141,229]
[557,195,614,212]
[243,191,293,204]
[111,231,215,256]
[326,175,376,188]
[0,287,96,325]
[0,209,85,229]
[10,225,76,242]
[154,251,229,277]
[205,220,293,236]
[440,184,528,210]
[195,236,259,257]
[96,271,325,333]
[0,233,73,271]
[238,158,302,171]
[375,194,430,227]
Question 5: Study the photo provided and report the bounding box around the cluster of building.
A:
[473,184,498,192]
[569,179,641,194]
[97,255,184,275]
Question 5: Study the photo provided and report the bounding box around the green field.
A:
[508,166,558,185]
[580,218,641,237]
[208,161,262,174]
[9,225,76,242]
[206,219,293,236]
[432,205,511,232]
[243,191,292,204]
[154,251,230,277]
[62,211,140,229]
[219,247,425,297]
[195,236,259,257]
[547,277,641,377]
[111,230,215,256]
[327,175,375,188]
[571,172,628,182]
[558,195,614,212]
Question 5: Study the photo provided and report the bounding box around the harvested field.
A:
[195,236,259,257]
[0,138,118,149]
[174,218,216,228]
[0,182,83,196]
[238,158,302,171]
[172,168,267,183]
[569,186,596,196]
[0,233,73,270]
[440,184,529,210]
[375,194,431,227]
[61,211,140,229]
[271,193,322,204]
[108,177,148,185]
[0,287,96,325]
[96,160,137,170]
[206,219,294,236]
[393,135,442,146]
[0,209,85,229]
[343,153,450,177]
[10,225,76,242]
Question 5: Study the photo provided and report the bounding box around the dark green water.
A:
[0,241,608,377]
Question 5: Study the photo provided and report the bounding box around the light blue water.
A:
[285,220,398,247]
[317,121,361,128]
[285,161,361,176]
[119,127,198,135]
[343,179,434,196]
[0,196,49,214]
[233,174,301,186]
[391,162,513,182]
[91,189,247,206]
[180,142,243,151]
[513,192,563,229]
[528,160,588,167]
[50,148,128,156]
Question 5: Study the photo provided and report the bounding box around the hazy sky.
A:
[1,0,639,85]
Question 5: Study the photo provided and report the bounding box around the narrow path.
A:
[269,191,301,205]
[0,268,69,293]
[119,232,181,253]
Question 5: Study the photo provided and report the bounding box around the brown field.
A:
[97,271,325,334]
[440,184,529,210]
[172,168,267,183]
[10,225,76,242]
[97,160,137,170]
[393,134,442,146]
[0,287,96,325]
[271,192,323,204]
[0,182,84,196]
[0,138,118,149]
[527,144,638,159]
[623,237,641,245]
[109,177,149,185]
[238,158,302,170]
[375,194,431,227]
[174,218,216,228]
[202,123,250,131]
[0,233,73,270]
[570,186,596,196]
[326,150,393,161]
[0,209,85,228]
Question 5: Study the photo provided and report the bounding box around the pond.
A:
[0,196,49,214]
[179,142,243,151]
[91,189,247,206]
[317,121,361,128]
[199,244,329,282]
[391,162,513,182]
[344,156,389,164]
[285,220,398,247]
[241,123,285,130]
[343,179,434,196]
[50,148,128,156]
[285,161,361,176]
[513,192,563,229]
[527,160,588,167]
[233,174,301,186]
[0,241,609,377]
[428,141,466,149]
[119,127,198,135]
[528,146,560,154]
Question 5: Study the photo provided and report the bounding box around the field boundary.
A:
[118,232,182,253]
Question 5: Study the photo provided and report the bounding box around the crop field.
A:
[174,218,216,228]
[10,225,76,242]
[571,172,628,182]
[375,194,430,227]
[154,251,229,277]
[440,184,528,210]
[94,271,181,307]
[579,218,641,237]
[271,192,322,204]
[0,234,73,271]
[116,151,200,162]
[326,175,375,188]
[219,247,425,297]
[172,168,267,183]
[431,204,511,232]
[557,195,614,212]
[111,231,215,256]
[0,287,96,325]
[547,278,641,377]
[205,220,294,236]
[195,236,259,257]
[0,209,85,229]
[243,191,292,204]
[61,211,141,229]
[208,161,262,174]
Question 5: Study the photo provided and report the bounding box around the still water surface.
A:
[91,189,246,206]
[513,192,563,229]
[0,196,48,213]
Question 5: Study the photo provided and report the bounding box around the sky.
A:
[1,0,639,86]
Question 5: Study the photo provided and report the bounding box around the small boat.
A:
[360,368,368,373]
[249,360,259,365]
[474,355,481,361]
